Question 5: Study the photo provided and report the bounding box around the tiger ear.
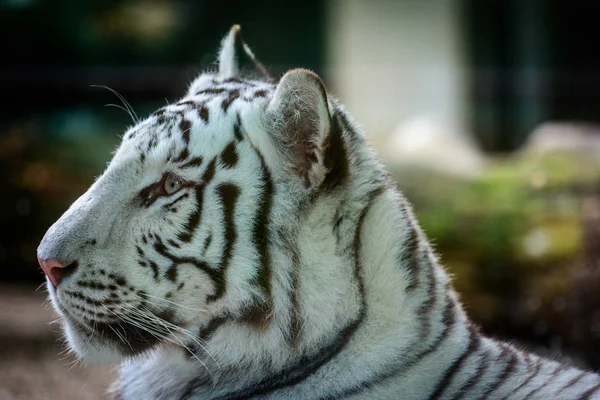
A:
[218,25,272,80]
[266,69,335,189]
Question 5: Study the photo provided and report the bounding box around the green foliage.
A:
[389,150,598,330]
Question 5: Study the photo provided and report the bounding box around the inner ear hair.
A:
[267,69,337,189]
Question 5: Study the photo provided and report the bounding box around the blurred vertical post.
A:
[513,0,547,150]
[465,0,548,151]
[325,0,467,142]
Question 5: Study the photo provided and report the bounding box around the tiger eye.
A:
[163,176,182,195]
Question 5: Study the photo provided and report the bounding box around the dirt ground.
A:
[0,285,115,400]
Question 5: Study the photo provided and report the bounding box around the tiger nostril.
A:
[38,257,79,287]
[62,261,79,280]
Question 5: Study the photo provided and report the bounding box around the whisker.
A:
[42,301,55,311]
[124,304,219,368]
[133,305,207,345]
[105,104,136,122]
[135,305,215,361]
[101,306,135,351]
[122,310,215,379]
[117,313,172,349]
[136,292,208,313]
[57,346,74,358]
[91,85,139,123]
[169,330,215,381]
[130,295,178,312]
[109,324,134,352]
[48,317,63,326]
[116,308,170,339]
[65,357,80,371]
[91,304,99,337]
[129,298,219,360]
[96,302,219,376]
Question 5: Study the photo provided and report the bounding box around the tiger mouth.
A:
[56,296,175,356]
[68,316,169,356]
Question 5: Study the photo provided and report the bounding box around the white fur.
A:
[38,28,600,400]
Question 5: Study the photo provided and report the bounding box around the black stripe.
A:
[399,203,420,291]
[450,347,491,400]
[254,90,267,98]
[163,192,189,208]
[323,294,456,399]
[175,160,214,243]
[179,119,191,144]
[500,354,541,400]
[288,243,302,348]
[220,141,238,168]
[206,183,240,303]
[222,77,242,84]
[146,134,158,151]
[167,239,180,248]
[580,382,600,400]
[77,281,107,290]
[135,245,146,257]
[177,185,204,243]
[428,329,480,399]
[201,158,216,183]
[110,273,127,287]
[177,100,196,108]
[174,149,190,163]
[233,114,243,141]
[321,112,349,191]
[562,370,588,391]
[197,87,227,95]
[202,188,386,400]
[181,156,204,169]
[222,89,240,112]
[238,299,273,328]
[524,362,568,399]
[165,264,178,282]
[151,236,222,297]
[146,260,159,281]
[477,344,517,399]
[198,104,209,123]
[153,107,166,122]
[201,232,212,255]
[415,250,438,338]
[198,315,230,342]
[64,290,121,306]
[250,151,274,300]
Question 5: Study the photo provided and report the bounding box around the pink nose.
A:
[38,257,67,287]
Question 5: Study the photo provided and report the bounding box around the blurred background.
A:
[2,0,600,398]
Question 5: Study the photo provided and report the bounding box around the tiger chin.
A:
[38,25,600,400]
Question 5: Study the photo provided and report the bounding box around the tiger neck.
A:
[203,109,464,394]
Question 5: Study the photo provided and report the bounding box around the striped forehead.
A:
[121,76,275,163]
[187,76,276,106]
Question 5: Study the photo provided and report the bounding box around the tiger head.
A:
[37,25,351,364]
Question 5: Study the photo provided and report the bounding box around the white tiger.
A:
[37,25,600,399]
